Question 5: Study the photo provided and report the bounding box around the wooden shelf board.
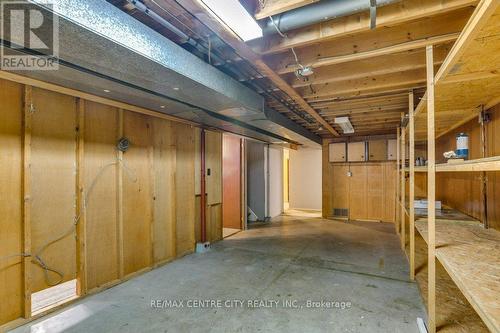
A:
[413,2,500,141]
[415,218,500,333]
[409,231,489,333]
[403,156,500,172]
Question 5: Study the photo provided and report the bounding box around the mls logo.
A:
[1,1,59,70]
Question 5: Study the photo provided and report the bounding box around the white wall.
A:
[289,147,322,210]
[268,145,283,218]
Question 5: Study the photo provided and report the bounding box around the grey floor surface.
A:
[11,215,425,333]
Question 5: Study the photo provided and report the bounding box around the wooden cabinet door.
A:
[387,139,397,160]
[329,143,346,162]
[348,142,366,162]
[349,164,367,219]
[369,140,387,161]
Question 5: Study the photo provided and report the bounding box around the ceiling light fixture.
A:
[335,117,355,134]
[201,0,263,41]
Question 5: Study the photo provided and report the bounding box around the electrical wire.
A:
[0,157,137,286]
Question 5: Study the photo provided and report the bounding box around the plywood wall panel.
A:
[366,164,385,220]
[0,79,23,324]
[83,101,119,290]
[206,131,222,206]
[30,88,77,292]
[122,111,152,275]
[331,164,349,214]
[349,164,367,220]
[152,118,176,263]
[384,162,397,222]
[175,124,195,257]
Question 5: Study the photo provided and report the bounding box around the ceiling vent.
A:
[335,117,354,134]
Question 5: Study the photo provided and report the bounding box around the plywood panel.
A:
[331,164,349,215]
[209,204,222,242]
[222,134,241,229]
[368,140,387,161]
[349,164,367,220]
[30,88,77,292]
[206,131,222,206]
[152,118,176,263]
[348,142,366,162]
[387,139,397,160]
[329,143,346,162]
[83,101,119,290]
[0,79,23,324]
[175,124,195,257]
[122,111,152,275]
[384,163,397,222]
[366,164,384,220]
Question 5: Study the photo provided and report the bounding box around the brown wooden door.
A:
[222,134,241,229]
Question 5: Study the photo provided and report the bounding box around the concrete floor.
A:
[11,215,425,333]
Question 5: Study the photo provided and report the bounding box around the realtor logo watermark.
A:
[1,1,59,70]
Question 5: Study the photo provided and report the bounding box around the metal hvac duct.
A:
[2,0,321,146]
[262,0,400,35]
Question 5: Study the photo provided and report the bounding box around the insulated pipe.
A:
[262,0,400,35]
[201,129,207,243]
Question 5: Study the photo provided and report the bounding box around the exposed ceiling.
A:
[109,0,478,139]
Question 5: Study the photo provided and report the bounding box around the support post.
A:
[409,91,415,281]
[479,106,488,229]
[400,118,406,249]
[396,127,400,233]
[22,85,32,318]
[426,45,436,333]
[76,98,86,295]
[117,109,124,279]
[200,129,207,243]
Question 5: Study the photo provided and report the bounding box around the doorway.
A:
[222,134,242,237]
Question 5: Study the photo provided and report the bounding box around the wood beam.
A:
[426,44,436,333]
[289,45,451,88]
[267,8,470,74]
[177,0,339,136]
[250,0,478,55]
[254,0,319,20]
[301,68,431,100]
[408,91,415,282]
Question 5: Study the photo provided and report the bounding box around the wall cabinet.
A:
[348,142,366,162]
[368,140,387,161]
[328,143,346,162]
[387,139,397,160]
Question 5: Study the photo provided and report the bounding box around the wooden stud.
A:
[408,91,415,281]
[426,44,436,333]
[400,116,406,250]
[396,127,400,234]
[117,109,124,279]
[22,85,32,319]
[76,98,87,296]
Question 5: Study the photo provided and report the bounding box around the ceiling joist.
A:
[249,0,478,55]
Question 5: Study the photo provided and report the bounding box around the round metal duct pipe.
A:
[262,0,400,35]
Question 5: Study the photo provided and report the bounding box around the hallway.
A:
[11,216,424,333]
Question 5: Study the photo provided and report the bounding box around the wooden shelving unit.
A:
[395,1,500,332]
[416,218,500,332]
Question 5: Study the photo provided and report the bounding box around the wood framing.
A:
[254,0,319,19]
[400,116,406,249]
[408,91,415,281]
[426,44,436,333]
[22,85,32,319]
[250,0,478,54]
